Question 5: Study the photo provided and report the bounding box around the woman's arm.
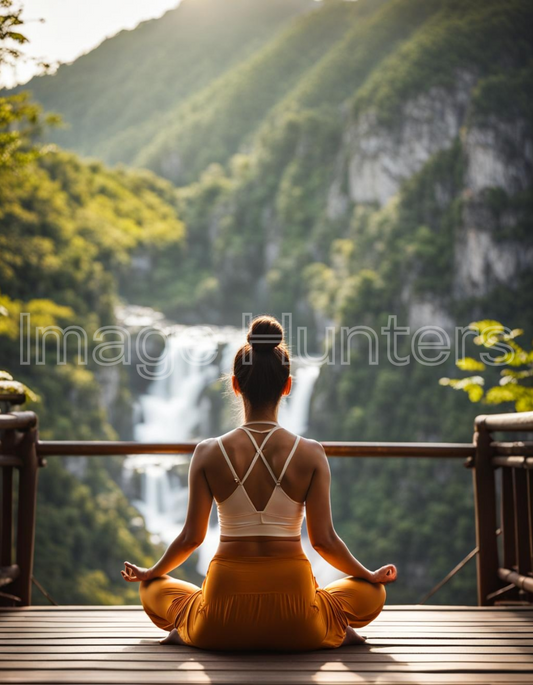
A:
[305,441,397,584]
[122,441,214,582]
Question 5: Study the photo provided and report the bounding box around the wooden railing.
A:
[0,410,42,605]
[471,411,533,605]
[1,406,532,606]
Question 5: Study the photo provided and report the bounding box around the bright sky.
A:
[3,0,182,87]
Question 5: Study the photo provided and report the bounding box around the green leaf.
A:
[438,375,485,402]
[501,368,533,381]
[456,357,486,372]
[470,319,504,333]
[466,384,485,402]
[470,319,506,348]
[503,328,524,341]
[485,385,533,411]
[494,340,530,366]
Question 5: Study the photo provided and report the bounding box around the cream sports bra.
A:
[216,422,305,537]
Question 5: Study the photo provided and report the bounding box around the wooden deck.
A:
[1,605,533,684]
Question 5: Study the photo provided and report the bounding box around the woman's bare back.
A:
[201,424,325,557]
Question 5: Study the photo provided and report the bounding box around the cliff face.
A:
[327,73,532,324]
[456,115,533,299]
[301,62,532,445]
[322,72,476,334]
[343,72,476,207]
[123,0,530,336]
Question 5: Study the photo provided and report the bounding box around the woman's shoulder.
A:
[191,437,220,462]
[297,436,327,461]
[191,431,244,459]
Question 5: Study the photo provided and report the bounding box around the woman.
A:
[121,315,397,650]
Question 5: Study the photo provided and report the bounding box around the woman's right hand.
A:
[121,561,154,583]
[370,564,397,584]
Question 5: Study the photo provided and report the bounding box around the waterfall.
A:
[126,323,344,586]
[134,325,239,442]
[279,364,320,435]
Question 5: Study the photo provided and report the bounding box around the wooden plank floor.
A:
[1,605,533,684]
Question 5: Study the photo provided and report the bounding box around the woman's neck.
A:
[243,407,279,425]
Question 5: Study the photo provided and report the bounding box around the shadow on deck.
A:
[1,604,533,684]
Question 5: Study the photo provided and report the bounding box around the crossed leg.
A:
[139,573,386,649]
[139,575,201,644]
[322,577,386,646]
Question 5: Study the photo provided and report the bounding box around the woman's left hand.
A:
[121,561,153,582]
[370,564,398,584]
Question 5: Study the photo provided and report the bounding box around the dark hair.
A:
[233,315,290,409]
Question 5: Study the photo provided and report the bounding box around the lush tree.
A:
[440,321,533,412]
[0,0,191,605]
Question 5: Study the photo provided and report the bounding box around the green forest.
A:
[1,0,532,606]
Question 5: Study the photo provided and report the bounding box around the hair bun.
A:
[247,315,283,353]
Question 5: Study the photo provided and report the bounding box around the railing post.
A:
[500,468,520,601]
[1,466,13,568]
[501,469,516,570]
[10,420,40,606]
[514,468,532,601]
[473,416,500,605]
[527,470,533,569]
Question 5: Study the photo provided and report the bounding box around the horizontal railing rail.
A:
[36,440,475,458]
[493,456,533,469]
[0,411,37,431]
[492,441,533,456]
[477,412,533,433]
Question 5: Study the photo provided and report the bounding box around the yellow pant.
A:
[140,553,386,651]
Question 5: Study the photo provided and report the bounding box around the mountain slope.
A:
[135,0,364,182]
[11,0,313,160]
[108,0,532,334]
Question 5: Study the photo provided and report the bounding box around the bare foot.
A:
[159,628,186,646]
[340,626,367,646]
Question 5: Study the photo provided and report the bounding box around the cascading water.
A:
[125,323,343,586]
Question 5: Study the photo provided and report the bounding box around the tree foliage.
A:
[440,321,533,412]
[0,1,189,604]
[0,0,27,68]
